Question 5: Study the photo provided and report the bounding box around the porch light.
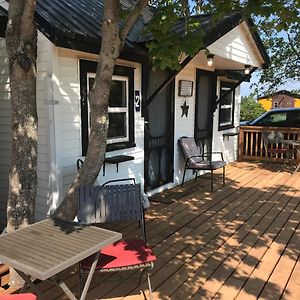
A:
[244,64,251,74]
[207,54,214,66]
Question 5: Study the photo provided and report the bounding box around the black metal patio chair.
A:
[178,136,227,192]
[77,183,156,299]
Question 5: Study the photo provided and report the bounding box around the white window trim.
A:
[86,73,130,144]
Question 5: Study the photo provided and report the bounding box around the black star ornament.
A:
[181,100,189,117]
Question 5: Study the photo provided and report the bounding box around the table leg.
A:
[294,164,300,173]
[15,270,44,299]
[80,252,100,300]
[292,148,300,174]
[52,276,77,300]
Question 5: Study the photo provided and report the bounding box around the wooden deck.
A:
[1,162,300,299]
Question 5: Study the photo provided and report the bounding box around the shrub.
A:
[240,97,266,121]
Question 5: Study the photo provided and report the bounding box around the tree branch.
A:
[120,0,148,44]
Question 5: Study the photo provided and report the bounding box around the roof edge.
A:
[258,90,300,99]
[244,18,270,68]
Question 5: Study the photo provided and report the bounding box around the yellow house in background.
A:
[258,98,272,111]
[258,90,300,111]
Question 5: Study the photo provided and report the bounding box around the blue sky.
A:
[240,72,260,97]
[240,73,300,97]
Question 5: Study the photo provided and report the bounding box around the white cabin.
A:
[0,1,269,228]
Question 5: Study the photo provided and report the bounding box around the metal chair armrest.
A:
[186,155,204,164]
[203,151,224,161]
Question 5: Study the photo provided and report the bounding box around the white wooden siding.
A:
[173,64,197,187]
[50,49,145,209]
[208,23,263,67]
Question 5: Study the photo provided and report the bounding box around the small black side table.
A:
[103,155,134,176]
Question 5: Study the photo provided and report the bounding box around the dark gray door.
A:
[194,69,217,151]
[144,70,174,192]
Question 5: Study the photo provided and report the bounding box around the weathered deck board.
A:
[1,162,299,300]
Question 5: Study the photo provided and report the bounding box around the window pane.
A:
[257,112,287,125]
[221,90,233,106]
[88,77,95,92]
[271,113,287,123]
[220,108,232,125]
[289,111,300,126]
[87,75,129,143]
[108,113,127,139]
[219,83,235,129]
[109,80,127,107]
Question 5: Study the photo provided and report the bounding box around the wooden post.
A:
[297,129,300,163]
[238,127,244,161]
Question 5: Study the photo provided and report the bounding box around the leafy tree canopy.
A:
[146,0,300,81]
[240,96,266,121]
[253,23,300,95]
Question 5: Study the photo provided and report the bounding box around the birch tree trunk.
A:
[5,0,37,287]
[54,0,148,220]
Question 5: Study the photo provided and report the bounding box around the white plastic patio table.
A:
[0,217,122,300]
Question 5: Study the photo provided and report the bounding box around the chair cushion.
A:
[0,294,37,300]
[188,160,227,170]
[81,239,156,270]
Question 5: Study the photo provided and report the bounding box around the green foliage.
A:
[146,1,204,70]
[253,23,300,94]
[146,0,300,72]
[240,97,266,121]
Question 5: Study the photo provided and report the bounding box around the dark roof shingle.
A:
[35,0,153,53]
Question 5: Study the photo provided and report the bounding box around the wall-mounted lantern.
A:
[244,64,251,74]
[207,54,214,66]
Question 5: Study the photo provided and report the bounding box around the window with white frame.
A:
[80,60,135,156]
[87,74,129,144]
[219,82,235,130]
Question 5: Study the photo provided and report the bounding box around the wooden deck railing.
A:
[238,126,300,162]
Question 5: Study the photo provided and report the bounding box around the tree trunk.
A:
[54,0,148,221]
[5,0,37,287]
[54,0,121,220]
